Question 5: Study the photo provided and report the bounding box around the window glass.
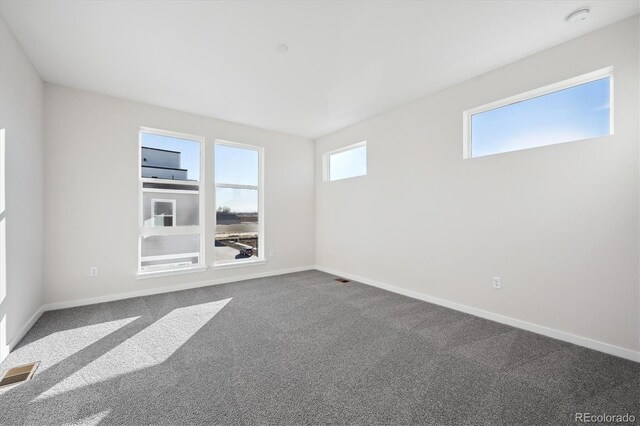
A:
[139,129,203,274]
[469,76,611,158]
[143,193,198,227]
[328,144,367,181]
[215,144,259,186]
[214,143,262,265]
[140,234,200,269]
[216,188,258,216]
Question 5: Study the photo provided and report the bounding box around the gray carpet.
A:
[0,270,638,425]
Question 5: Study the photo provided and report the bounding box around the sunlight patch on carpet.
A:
[11,317,140,373]
[35,298,231,400]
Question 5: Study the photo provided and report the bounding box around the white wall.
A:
[315,17,639,357]
[43,84,315,305]
[0,17,44,361]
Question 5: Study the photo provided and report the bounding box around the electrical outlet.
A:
[269,249,275,257]
[89,267,98,277]
[492,276,501,289]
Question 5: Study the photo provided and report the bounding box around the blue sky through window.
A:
[215,145,258,186]
[471,77,611,157]
[329,145,367,181]
[215,144,259,213]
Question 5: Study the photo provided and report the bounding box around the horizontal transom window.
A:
[463,67,613,158]
[324,141,367,181]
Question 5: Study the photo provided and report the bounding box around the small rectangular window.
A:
[324,141,367,181]
[464,67,613,158]
[150,199,176,227]
[214,141,263,267]
[139,128,204,275]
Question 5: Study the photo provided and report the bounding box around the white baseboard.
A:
[5,265,637,364]
[1,265,314,362]
[5,305,46,361]
[0,315,8,364]
[314,265,640,362]
[44,265,315,311]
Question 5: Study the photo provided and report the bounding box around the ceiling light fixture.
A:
[566,8,591,23]
[275,43,289,54]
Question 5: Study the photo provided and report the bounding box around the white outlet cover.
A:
[492,277,501,288]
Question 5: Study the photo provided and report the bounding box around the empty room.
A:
[0,0,639,424]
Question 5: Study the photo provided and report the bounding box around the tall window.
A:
[324,141,367,181]
[214,141,263,266]
[138,128,204,275]
[464,67,613,158]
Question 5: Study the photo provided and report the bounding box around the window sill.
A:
[136,265,208,280]
[212,259,266,270]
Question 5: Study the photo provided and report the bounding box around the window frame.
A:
[137,127,206,278]
[151,198,177,227]
[213,139,265,269]
[323,140,367,182]
[462,66,614,159]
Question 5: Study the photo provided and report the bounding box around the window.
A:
[138,128,204,275]
[151,199,176,227]
[214,141,263,266]
[324,141,367,181]
[463,67,613,158]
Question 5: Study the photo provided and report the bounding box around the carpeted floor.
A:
[0,270,638,425]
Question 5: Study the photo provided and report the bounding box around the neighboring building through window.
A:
[464,67,613,158]
[214,141,263,266]
[141,147,188,180]
[324,141,367,181]
[139,128,204,275]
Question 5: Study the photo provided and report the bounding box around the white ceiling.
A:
[1,1,638,139]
